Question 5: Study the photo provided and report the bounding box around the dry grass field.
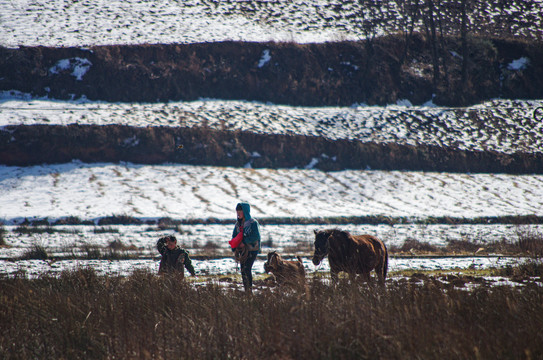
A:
[1,264,542,360]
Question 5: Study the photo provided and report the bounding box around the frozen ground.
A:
[2,223,542,259]
[2,224,539,285]
[0,256,530,279]
[1,0,541,47]
[2,94,543,155]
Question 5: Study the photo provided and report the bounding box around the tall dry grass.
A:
[516,226,543,258]
[1,268,542,359]
[0,223,5,246]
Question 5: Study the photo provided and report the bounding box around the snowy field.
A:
[1,161,542,277]
[2,222,542,259]
[1,220,537,284]
[1,0,541,47]
[1,162,543,223]
[2,93,543,155]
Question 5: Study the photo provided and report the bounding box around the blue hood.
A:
[237,202,252,221]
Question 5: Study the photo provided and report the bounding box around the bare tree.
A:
[460,0,470,88]
[394,0,424,63]
[352,0,390,53]
[422,0,441,89]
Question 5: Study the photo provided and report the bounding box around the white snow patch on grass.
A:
[49,58,92,81]
[507,57,530,71]
[258,49,271,68]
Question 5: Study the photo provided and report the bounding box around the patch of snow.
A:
[422,99,437,107]
[340,61,359,71]
[258,49,271,68]
[1,162,543,222]
[122,136,139,147]
[450,51,462,59]
[507,57,530,71]
[2,1,540,47]
[304,158,319,169]
[49,58,92,81]
[422,94,437,108]
[395,99,413,107]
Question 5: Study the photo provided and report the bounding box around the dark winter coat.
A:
[157,237,196,277]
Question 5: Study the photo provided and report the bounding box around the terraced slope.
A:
[1,0,543,225]
[2,96,543,172]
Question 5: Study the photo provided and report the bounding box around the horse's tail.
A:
[382,243,389,281]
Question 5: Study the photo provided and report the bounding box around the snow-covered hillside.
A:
[1,0,541,47]
[1,161,542,223]
[2,93,542,155]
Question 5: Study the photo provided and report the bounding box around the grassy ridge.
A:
[9,214,543,225]
[3,124,543,172]
[1,268,542,359]
[1,35,542,107]
[13,214,543,226]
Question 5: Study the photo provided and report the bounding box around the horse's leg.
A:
[378,270,385,286]
[375,263,385,286]
[376,251,388,286]
[362,271,373,287]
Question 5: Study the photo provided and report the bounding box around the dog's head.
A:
[264,251,281,273]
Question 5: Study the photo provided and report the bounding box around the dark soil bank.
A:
[1,35,542,107]
[2,35,543,172]
[2,124,542,173]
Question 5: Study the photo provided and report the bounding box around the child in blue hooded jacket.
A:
[232,202,261,292]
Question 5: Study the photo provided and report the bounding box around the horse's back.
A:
[352,234,385,252]
[351,234,387,268]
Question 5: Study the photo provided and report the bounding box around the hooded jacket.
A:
[232,202,261,254]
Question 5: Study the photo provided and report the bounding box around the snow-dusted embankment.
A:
[2,96,542,155]
[1,162,542,223]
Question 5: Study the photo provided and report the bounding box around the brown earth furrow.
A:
[1,124,542,174]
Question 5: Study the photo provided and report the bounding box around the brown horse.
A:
[312,229,388,285]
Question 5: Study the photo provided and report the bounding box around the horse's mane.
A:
[322,228,351,239]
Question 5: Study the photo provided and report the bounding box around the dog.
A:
[263,251,306,286]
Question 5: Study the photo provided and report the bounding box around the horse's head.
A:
[312,229,331,265]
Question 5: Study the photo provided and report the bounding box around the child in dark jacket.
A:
[157,235,196,278]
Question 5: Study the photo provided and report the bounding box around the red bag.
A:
[229,231,243,249]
